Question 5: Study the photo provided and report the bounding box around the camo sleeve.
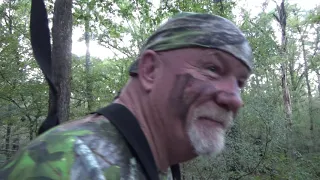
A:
[0,116,124,180]
[0,115,173,180]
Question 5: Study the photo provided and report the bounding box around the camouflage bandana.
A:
[129,12,253,75]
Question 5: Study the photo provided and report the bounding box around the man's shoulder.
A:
[0,114,137,180]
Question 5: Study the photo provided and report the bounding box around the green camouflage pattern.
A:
[0,114,173,180]
[129,12,253,74]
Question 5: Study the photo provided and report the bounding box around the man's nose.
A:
[214,79,243,114]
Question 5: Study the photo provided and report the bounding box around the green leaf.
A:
[104,165,121,180]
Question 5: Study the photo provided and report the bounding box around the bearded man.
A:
[0,12,253,180]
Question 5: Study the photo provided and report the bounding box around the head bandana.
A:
[129,12,253,75]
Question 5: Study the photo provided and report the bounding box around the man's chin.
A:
[187,125,226,157]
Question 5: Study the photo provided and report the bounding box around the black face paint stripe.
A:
[168,74,191,120]
[169,74,204,120]
[168,72,225,122]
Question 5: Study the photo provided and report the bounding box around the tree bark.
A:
[296,21,316,151]
[299,31,314,129]
[85,10,93,111]
[318,72,320,98]
[51,0,73,123]
[281,65,293,129]
[4,0,14,161]
[274,1,293,156]
[5,124,11,161]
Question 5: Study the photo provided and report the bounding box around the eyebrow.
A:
[203,50,226,67]
[207,50,250,79]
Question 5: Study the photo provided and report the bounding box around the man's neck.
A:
[114,84,170,172]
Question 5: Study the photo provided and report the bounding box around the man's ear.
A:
[137,50,160,92]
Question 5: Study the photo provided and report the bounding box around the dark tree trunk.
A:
[12,138,19,152]
[51,0,73,123]
[5,124,11,161]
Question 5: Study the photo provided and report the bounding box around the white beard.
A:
[186,104,233,156]
[187,122,225,156]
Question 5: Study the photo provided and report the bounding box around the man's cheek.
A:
[182,85,200,106]
[167,74,192,119]
[169,73,215,119]
[183,78,214,104]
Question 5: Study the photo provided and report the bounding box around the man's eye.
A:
[208,66,217,73]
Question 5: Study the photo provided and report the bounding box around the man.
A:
[0,12,253,180]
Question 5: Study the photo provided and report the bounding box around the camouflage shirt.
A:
[0,114,173,180]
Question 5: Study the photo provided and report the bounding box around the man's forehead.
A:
[161,48,251,76]
[161,48,238,61]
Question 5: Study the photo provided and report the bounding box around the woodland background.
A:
[0,0,320,179]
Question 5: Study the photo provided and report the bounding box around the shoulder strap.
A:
[171,164,181,180]
[30,0,60,135]
[96,104,159,180]
[95,103,180,180]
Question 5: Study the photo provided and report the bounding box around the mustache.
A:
[193,104,234,129]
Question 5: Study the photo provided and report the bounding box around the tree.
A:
[36,0,73,134]
[73,0,97,112]
[289,5,320,151]
[273,0,293,157]
[50,0,73,124]
[1,0,48,160]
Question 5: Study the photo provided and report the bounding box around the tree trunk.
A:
[51,0,73,123]
[274,1,293,156]
[288,59,296,91]
[27,115,34,141]
[12,138,19,152]
[296,23,316,151]
[281,64,293,129]
[85,11,93,111]
[5,124,11,161]
[4,0,14,161]
[317,70,320,98]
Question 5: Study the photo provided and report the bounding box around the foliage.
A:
[69,55,131,118]
[0,0,320,179]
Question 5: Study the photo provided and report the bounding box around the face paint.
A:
[168,73,201,121]
[168,73,218,119]
[168,73,234,156]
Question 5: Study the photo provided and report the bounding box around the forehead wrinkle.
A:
[204,49,250,78]
[181,48,215,66]
[156,49,196,70]
[191,49,223,69]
